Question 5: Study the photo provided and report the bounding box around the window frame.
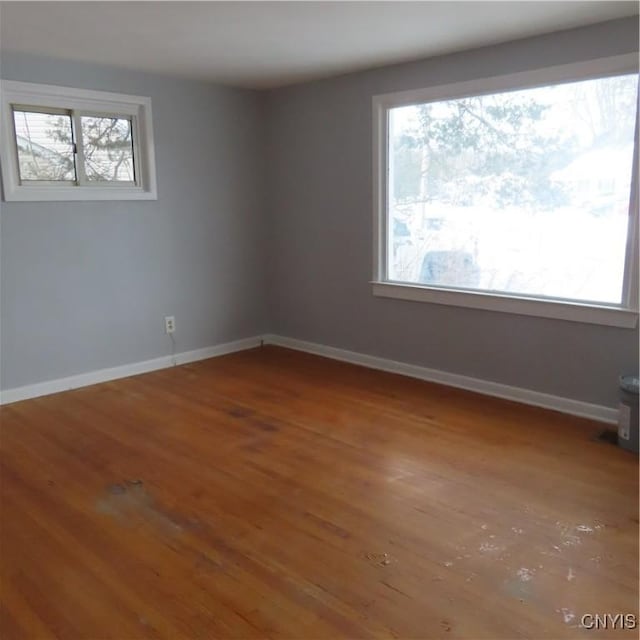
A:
[372,53,639,328]
[1,80,157,200]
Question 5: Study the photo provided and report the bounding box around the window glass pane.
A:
[13,109,76,182]
[388,73,638,305]
[81,116,134,182]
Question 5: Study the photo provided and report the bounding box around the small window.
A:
[1,81,157,200]
[373,55,639,328]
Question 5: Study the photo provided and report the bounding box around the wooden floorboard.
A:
[1,345,637,639]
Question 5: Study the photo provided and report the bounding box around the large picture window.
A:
[373,55,639,327]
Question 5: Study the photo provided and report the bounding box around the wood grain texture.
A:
[1,346,637,639]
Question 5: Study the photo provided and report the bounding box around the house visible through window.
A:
[373,56,639,326]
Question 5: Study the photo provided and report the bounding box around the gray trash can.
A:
[618,375,639,453]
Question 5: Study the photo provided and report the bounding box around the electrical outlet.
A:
[164,315,176,334]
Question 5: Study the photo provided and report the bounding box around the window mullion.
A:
[72,112,88,186]
[130,117,141,187]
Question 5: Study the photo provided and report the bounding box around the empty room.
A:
[0,1,638,638]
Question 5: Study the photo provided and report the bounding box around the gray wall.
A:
[265,17,639,408]
[1,52,268,389]
[2,18,638,408]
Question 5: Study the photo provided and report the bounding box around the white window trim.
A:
[1,80,157,201]
[372,53,639,329]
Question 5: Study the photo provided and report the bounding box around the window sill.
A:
[3,185,157,202]
[372,281,638,328]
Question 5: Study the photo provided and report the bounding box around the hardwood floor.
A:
[1,346,638,639]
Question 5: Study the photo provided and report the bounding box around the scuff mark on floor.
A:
[556,521,582,547]
[503,576,532,601]
[557,608,575,624]
[576,524,593,533]
[380,580,410,598]
[365,552,391,567]
[517,567,535,582]
[96,479,188,536]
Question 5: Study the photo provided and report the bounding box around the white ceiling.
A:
[1,2,638,89]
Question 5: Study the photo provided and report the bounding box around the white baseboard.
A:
[263,334,618,425]
[0,336,263,405]
[1,332,619,425]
